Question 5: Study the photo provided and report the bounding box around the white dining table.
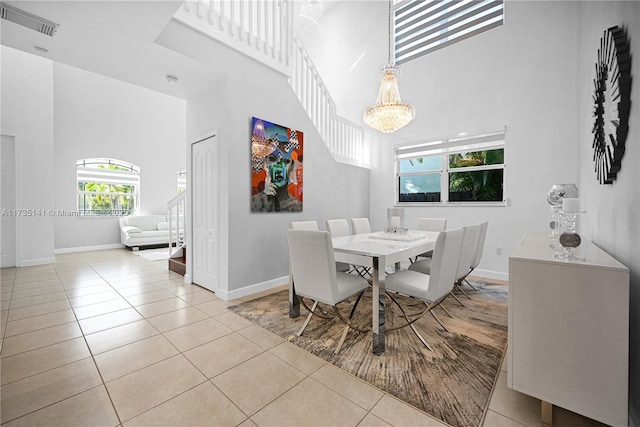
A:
[288,230,439,355]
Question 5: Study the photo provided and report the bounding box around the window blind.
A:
[394,0,504,65]
[395,130,504,159]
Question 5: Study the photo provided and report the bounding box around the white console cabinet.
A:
[508,232,629,426]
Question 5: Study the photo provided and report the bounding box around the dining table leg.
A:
[372,255,386,355]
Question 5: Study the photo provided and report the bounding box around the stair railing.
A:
[167,191,187,257]
[290,35,367,168]
[176,0,368,168]
[179,0,292,75]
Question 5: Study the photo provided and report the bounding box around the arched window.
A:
[76,158,140,216]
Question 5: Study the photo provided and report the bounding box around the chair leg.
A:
[386,293,435,351]
[429,310,449,333]
[348,290,366,319]
[450,292,466,307]
[409,323,433,351]
[456,283,472,299]
[296,300,318,337]
[334,324,350,354]
[463,277,479,291]
[438,303,453,318]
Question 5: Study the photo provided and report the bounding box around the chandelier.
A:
[363,1,415,133]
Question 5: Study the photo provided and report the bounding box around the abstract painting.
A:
[250,117,303,212]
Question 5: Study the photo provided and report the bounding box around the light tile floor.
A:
[0,249,607,426]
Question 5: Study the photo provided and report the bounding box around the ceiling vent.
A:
[0,2,59,37]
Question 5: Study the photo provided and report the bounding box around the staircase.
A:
[174,0,368,168]
[167,191,186,275]
[168,246,186,276]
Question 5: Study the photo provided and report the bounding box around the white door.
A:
[1,135,17,268]
[191,134,218,291]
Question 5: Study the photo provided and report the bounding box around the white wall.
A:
[319,1,580,279]
[52,62,186,250]
[1,46,55,265]
[321,1,639,423]
[576,2,640,424]
[175,26,371,295]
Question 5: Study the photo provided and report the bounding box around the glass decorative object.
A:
[385,208,407,234]
[546,184,579,236]
[559,198,583,259]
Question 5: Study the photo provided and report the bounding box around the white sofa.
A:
[119,215,174,248]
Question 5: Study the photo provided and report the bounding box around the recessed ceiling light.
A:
[34,46,48,53]
[166,75,178,83]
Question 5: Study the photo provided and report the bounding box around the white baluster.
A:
[256,1,262,51]
[262,0,267,50]
[219,0,224,31]
[271,0,277,59]
[238,0,244,41]
[229,0,234,37]
[248,0,253,45]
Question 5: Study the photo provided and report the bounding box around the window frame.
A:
[395,130,506,207]
[76,158,140,217]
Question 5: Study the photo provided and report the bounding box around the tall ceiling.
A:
[0,1,224,99]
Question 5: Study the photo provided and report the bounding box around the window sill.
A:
[396,201,507,207]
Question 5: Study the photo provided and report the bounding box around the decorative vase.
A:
[546,184,579,237]
[546,184,579,206]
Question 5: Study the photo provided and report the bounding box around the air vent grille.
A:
[0,2,59,37]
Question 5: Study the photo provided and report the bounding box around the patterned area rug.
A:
[228,280,507,427]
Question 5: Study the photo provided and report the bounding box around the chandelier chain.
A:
[387,0,392,64]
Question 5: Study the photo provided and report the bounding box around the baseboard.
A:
[54,243,125,254]
[214,269,507,302]
[473,268,508,282]
[218,275,289,301]
[19,257,56,267]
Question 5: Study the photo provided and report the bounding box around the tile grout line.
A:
[58,259,125,427]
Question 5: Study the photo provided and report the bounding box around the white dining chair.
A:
[461,221,489,291]
[411,217,448,262]
[328,219,372,279]
[287,229,370,354]
[349,218,373,277]
[325,219,355,274]
[290,220,349,272]
[384,228,464,350]
[409,224,479,306]
[351,217,372,235]
[417,217,447,232]
[290,220,320,231]
[326,219,351,237]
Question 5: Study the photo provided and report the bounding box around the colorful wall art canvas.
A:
[251,117,303,212]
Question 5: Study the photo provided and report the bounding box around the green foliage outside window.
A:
[449,149,504,202]
[77,163,138,215]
